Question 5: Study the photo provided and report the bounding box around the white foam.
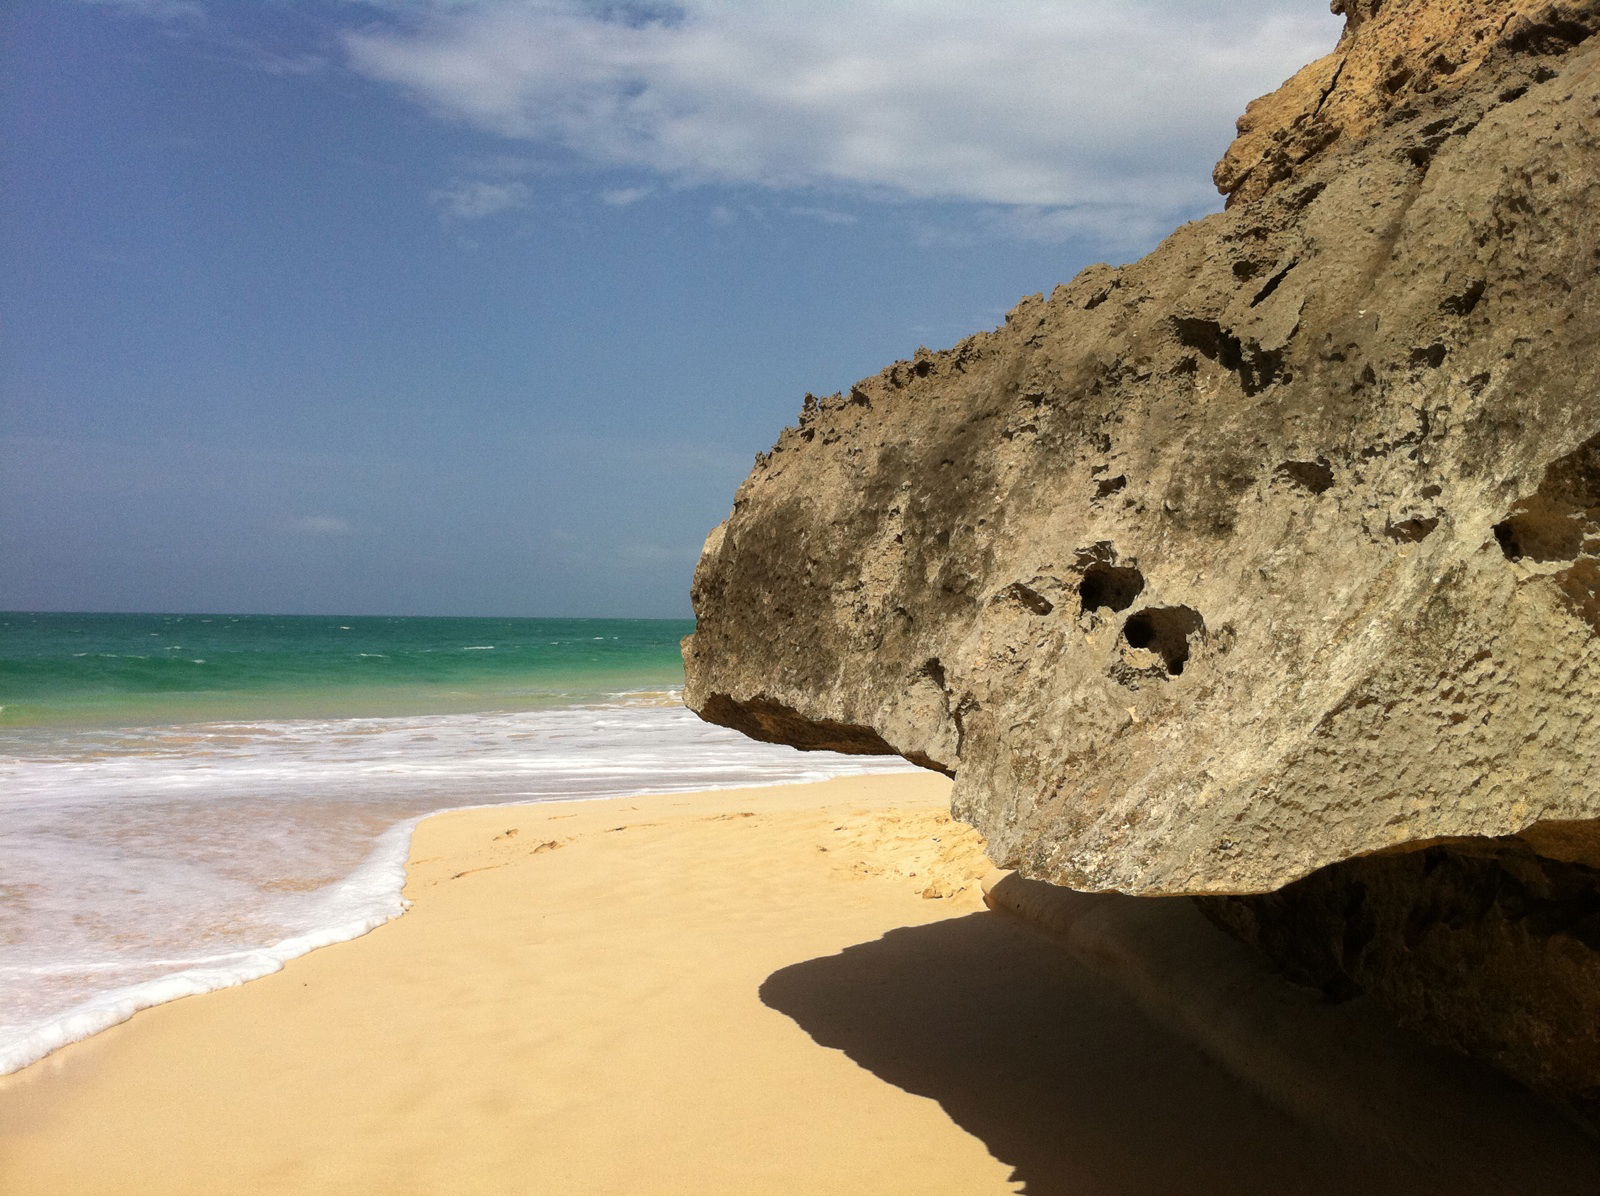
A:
[0,698,915,1074]
[0,818,415,1075]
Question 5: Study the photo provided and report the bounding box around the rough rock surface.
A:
[684,0,1600,1111]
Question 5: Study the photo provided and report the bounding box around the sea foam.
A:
[0,696,913,1074]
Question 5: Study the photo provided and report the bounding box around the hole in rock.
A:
[1493,512,1589,562]
[1493,520,1523,559]
[1170,316,1284,395]
[1094,474,1128,500]
[1409,343,1449,369]
[1171,317,1243,372]
[1122,606,1205,676]
[1275,460,1334,494]
[1079,563,1145,614]
[1441,280,1486,316]
[1492,432,1600,562]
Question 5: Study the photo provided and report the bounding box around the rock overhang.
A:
[683,0,1600,898]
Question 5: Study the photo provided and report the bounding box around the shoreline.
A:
[2,773,1021,1193]
[1,761,920,1078]
[0,813,422,1078]
[1,695,920,1080]
[3,773,1578,1193]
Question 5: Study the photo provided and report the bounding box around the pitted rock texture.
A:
[684,0,1600,899]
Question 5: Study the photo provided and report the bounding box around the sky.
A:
[1,0,1341,619]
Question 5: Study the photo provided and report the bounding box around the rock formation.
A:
[685,0,1600,1117]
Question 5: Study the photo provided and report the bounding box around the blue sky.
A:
[2,0,1339,618]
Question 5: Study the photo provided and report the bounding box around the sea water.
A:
[0,612,913,1073]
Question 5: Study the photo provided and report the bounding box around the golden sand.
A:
[0,773,1429,1194]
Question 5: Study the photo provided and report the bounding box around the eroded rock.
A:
[685,0,1600,1112]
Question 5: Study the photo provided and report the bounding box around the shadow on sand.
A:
[761,910,1530,1196]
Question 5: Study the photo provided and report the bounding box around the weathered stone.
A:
[1200,840,1600,1122]
[684,0,1600,1111]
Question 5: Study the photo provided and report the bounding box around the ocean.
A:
[0,611,912,1074]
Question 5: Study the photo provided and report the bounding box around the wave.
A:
[0,696,915,1074]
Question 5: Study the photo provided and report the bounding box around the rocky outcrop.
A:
[684,0,1600,1114]
[1217,0,1600,204]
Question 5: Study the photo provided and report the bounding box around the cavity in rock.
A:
[1079,563,1145,614]
[1122,606,1205,676]
[1276,460,1335,494]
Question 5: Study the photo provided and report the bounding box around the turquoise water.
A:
[0,611,912,1073]
[0,612,694,727]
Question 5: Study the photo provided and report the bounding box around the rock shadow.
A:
[760,912,1458,1196]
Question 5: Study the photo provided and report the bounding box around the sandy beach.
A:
[0,773,1564,1195]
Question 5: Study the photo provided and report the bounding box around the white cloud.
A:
[255,51,329,77]
[344,1,1340,239]
[292,515,354,536]
[785,205,857,227]
[599,185,652,206]
[913,200,1196,255]
[429,178,533,220]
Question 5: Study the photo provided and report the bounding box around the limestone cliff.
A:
[685,0,1600,1114]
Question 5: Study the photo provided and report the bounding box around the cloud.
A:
[344,1,1340,239]
[429,178,533,220]
[599,185,652,206]
[255,51,329,77]
[911,200,1196,255]
[785,205,857,227]
[292,515,355,536]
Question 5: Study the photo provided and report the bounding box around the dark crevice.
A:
[1276,460,1335,494]
[1409,343,1449,369]
[1493,432,1600,562]
[1094,474,1128,500]
[1249,261,1298,307]
[1500,13,1599,55]
[1171,316,1286,395]
[1122,606,1205,676]
[1442,280,1486,316]
[1079,563,1145,615]
[1173,316,1243,371]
